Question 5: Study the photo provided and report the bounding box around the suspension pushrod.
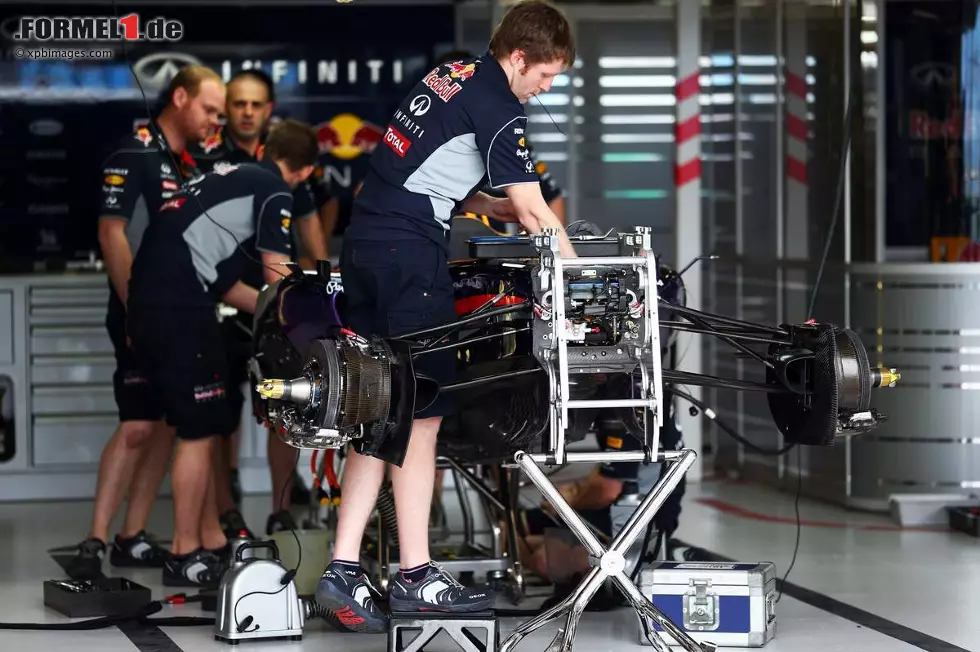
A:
[439,367,542,393]
[662,369,782,393]
[661,301,788,336]
[412,327,531,357]
[661,321,784,345]
[393,303,530,342]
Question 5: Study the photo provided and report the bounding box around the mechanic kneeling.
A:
[517,388,686,608]
[125,119,318,588]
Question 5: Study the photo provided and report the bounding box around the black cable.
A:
[785,45,855,595]
[776,447,802,604]
[669,386,796,456]
[806,91,856,320]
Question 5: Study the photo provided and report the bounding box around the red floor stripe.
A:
[695,497,951,533]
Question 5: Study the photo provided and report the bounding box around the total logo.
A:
[317,113,383,160]
[383,125,411,158]
[161,196,186,211]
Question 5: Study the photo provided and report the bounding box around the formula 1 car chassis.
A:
[252,226,899,652]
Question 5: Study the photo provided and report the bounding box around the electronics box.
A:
[637,561,777,648]
[43,577,152,618]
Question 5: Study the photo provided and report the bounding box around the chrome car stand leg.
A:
[498,448,715,652]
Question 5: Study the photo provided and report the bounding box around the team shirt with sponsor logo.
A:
[188,125,327,219]
[348,52,542,254]
[98,121,202,258]
[128,160,294,308]
[187,125,327,288]
[481,138,562,205]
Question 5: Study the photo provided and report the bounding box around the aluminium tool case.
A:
[637,561,777,648]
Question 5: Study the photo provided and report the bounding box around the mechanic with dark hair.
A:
[436,47,566,229]
[314,0,577,633]
[67,65,226,580]
[189,68,330,541]
[125,119,319,587]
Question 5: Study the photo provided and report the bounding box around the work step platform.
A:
[389,610,498,652]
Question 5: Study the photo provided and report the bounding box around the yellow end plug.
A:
[876,367,901,388]
[256,379,286,399]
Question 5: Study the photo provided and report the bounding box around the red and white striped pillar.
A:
[784,3,810,320]
[674,0,703,482]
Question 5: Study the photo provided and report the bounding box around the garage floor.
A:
[0,473,973,652]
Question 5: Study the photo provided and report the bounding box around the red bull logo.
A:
[202,130,223,154]
[316,113,384,160]
[423,68,464,103]
[134,126,153,146]
[447,60,477,81]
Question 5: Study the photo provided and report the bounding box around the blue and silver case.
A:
[637,561,777,648]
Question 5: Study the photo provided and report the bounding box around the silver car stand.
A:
[499,228,715,652]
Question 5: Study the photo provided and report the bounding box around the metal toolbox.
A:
[637,561,777,648]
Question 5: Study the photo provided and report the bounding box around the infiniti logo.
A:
[409,94,431,117]
[910,62,955,89]
[0,16,21,41]
[133,52,204,92]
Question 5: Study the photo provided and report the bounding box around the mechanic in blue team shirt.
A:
[432,48,567,231]
[313,0,577,632]
[188,68,330,541]
[126,119,319,588]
